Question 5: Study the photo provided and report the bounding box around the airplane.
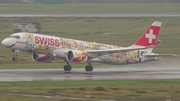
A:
[1,21,177,71]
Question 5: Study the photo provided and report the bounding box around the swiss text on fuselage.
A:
[35,36,60,47]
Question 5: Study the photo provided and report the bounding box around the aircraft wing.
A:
[143,54,177,57]
[85,46,147,58]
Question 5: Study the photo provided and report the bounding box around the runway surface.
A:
[0,66,180,81]
[0,13,180,17]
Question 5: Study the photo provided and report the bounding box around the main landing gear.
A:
[63,62,93,72]
[85,62,93,72]
[12,49,19,61]
[64,61,72,71]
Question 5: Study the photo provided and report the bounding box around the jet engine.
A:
[32,53,54,63]
[66,50,88,63]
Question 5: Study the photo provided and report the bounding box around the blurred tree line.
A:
[0,0,179,3]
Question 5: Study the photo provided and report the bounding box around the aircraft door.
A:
[25,33,35,51]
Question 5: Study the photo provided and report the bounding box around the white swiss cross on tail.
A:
[145,29,156,43]
[134,21,162,47]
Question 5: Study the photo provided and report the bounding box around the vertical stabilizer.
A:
[134,21,162,47]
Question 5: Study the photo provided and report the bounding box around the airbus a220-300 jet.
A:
[1,21,177,71]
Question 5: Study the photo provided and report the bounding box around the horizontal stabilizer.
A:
[143,54,177,57]
[148,40,161,48]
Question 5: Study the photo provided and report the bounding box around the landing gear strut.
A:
[12,49,19,61]
[85,62,93,72]
[64,61,72,71]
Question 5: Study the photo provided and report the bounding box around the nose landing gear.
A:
[12,49,19,61]
[12,57,17,61]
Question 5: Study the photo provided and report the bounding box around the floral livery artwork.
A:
[59,38,98,50]
[25,33,35,51]
[28,35,147,64]
[101,50,145,64]
[59,38,146,64]
[31,44,56,54]
[26,33,34,41]
[30,35,59,54]
[72,52,87,62]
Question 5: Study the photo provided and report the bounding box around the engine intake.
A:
[66,50,88,63]
[32,53,54,63]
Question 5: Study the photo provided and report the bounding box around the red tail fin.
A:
[134,21,162,47]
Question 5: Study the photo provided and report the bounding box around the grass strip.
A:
[0,3,180,14]
[0,79,180,101]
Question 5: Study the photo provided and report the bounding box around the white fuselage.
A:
[1,32,159,65]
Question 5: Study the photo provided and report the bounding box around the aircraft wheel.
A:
[89,66,93,71]
[64,65,68,71]
[12,57,17,61]
[64,65,71,71]
[67,65,72,71]
[85,66,89,71]
[85,66,93,72]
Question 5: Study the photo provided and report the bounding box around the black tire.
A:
[67,65,72,71]
[85,66,89,71]
[64,65,72,71]
[12,57,17,61]
[89,66,93,71]
[64,65,67,71]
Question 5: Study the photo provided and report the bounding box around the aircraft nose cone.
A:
[1,38,13,47]
[1,39,7,46]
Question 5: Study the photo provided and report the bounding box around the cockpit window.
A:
[8,35,20,39]
[15,36,20,39]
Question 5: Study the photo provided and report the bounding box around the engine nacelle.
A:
[66,50,88,63]
[32,53,54,63]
